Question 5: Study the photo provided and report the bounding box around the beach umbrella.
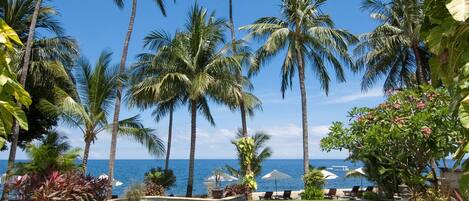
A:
[321,170,338,180]
[206,172,238,188]
[346,167,367,188]
[98,174,123,187]
[262,170,292,195]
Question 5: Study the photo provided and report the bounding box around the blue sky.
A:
[2,0,387,160]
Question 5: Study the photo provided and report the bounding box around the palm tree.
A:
[128,31,186,171]
[241,0,357,176]
[0,1,78,199]
[107,0,173,198]
[226,130,272,178]
[130,4,239,196]
[41,51,165,173]
[354,0,429,91]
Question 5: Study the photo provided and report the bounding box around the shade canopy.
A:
[205,172,238,182]
[346,167,366,177]
[321,170,338,180]
[99,174,123,187]
[262,170,292,180]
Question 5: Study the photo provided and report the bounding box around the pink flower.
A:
[393,103,401,109]
[421,127,432,138]
[393,117,405,125]
[416,101,426,109]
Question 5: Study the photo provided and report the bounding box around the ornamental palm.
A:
[130,4,239,196]
[41,51,165,173]
[354,0,429,91]
[108,1,173,197]
[226,130,272,178]
[241,0,357,175]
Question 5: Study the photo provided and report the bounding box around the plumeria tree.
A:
[321,86,464,199]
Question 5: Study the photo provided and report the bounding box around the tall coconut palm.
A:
[241,0,357,176]
[41,51,165,173]
[0,0,78,199]
[226,130,272,178]
[107,0,173,198]
[128,30,186,171]
[130,4,239,196]
[354,0,429,91]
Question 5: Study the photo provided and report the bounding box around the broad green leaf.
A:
[459,95,469,128]
[446,0,469,22]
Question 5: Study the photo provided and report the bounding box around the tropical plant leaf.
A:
[446,0,469,22]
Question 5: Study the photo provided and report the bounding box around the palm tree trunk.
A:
[412,43,426,85]
[82,139,92,174]
[186,100,197,197]
[1,0,42,200]
[107,0,137,199]
[164,105,174,171]
[297,52,309,176]
[228,1,251,199]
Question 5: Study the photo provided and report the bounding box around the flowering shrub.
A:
[223,184,249,197]
[10,171,108,201]
[143,182,165,196]
[321,86,464,198]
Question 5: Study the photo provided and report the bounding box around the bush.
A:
[125,184,144,201]
[143,182,165,196]
[301,187,324,200]
[224,184,249,197]
[10,171,108,201]
[144,167,176,189]
[363,192,379,200]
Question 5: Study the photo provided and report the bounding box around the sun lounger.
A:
[259,191,273,200]
[274,190,292,200]
[324,188,337,199]
[343,186,360,197]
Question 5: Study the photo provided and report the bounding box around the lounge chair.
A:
[343,186,360,197]
[324,188,337,200]
[365,186,374,192]
[259,191,273,200]
[275,190,293,200]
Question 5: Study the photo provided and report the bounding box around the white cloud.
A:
[326,87,383,104]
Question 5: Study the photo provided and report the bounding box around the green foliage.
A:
[144,167,176,189]
[0,19,31,148]
[363,192,379,200]
[15,131,80,175]
[234,137,257,190]
[354,0,429,91]
[422,0,469,193]
[143,182,165,196]
[125,183,144,201]
[321,86,464,197]
[226,130,272,178]
[302,168,325,200]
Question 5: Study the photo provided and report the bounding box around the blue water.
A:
[0,159,372,196]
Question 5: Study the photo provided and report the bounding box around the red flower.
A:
[421,127,432,138]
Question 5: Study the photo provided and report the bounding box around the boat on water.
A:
[326,165,349,171]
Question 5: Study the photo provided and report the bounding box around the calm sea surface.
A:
[0,159,373,196]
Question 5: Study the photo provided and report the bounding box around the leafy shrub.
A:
[363,192,379,200]
[301,187,324,200]
[414,189,448,201]
[144,167,176,189]
[143,182,165,196]
[224,184,249,197]
[125,183,144,201]
[301,169,325,200]
[10,171,108,201]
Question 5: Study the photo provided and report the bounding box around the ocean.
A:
[0,159,373,196]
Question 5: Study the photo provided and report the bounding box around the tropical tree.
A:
[107,0,173,198]
[354,0,429,92]
[241,0,357,176]
[0,19,31,150]
[0,1,78,199]
[15,131,81,176]
[41,51,165,173]
[129,31,186,171]
[226,130,272,178]
[130,4,240,196]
